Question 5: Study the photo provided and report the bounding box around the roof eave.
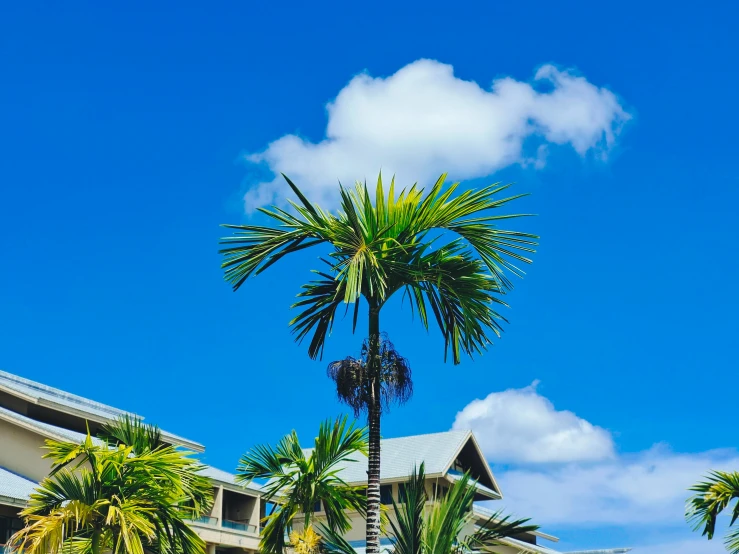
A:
[0,494,29,508]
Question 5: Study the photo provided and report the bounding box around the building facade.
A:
[0,370,263,554]
[0,370,629,554]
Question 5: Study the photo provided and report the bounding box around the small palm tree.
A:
[9,417,212,554]
[220,173,536,554]
[687,470,739,553]
[321,463,537,554]
[236,416,368,554]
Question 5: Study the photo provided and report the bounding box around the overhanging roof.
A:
[0,466,36,506]
[0,369,203,452]
[200,465,265,495]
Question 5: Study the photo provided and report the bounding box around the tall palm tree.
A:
[687,470,739,553]
[236,416,368,554]
[321,463,538,554]
[9,417,212,554]
[220,173,537,554]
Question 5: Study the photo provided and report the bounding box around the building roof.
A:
[0,370,204,452]
[300,430,500,498]
[473,504,559,544]
[200,465,265,495]
[0,467,37,505]
[305,430,468,482]
[0,404,102,444]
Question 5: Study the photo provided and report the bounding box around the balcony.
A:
[221,519,257,533]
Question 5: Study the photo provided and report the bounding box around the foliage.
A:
[290,525,322,554]
[320,463,538,554]
[687,470,739,553]
[221,172,536,554]
[327,335,412,417]
[220,173,537,363]
[236,416,368,554]
[8,418,212,554]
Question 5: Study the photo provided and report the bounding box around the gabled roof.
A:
[302,430,500,498]
[0,370,203,452]
[0,467,37,505]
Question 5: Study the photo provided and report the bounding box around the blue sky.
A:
[1,2,737,552]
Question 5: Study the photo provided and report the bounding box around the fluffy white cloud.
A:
[452,381,615,463]
[495,446,739,526]
[244,59,630,211]
[453,383,739,550]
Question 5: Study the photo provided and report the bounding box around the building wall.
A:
[0,419,53,482]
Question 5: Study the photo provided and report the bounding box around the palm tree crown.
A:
[236,416,368,554]
[9,417,212,554]
[687,470,739,553]
[220,173,536,362]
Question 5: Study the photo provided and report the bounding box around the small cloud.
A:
[243,59,631,212]
[452,381,616,463]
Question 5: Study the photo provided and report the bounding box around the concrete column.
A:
[211,486,224,522]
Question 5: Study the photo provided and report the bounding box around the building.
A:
[297,431,630,554]
[0,370,629,554]
[0,370,263,554]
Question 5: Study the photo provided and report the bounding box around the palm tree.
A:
[321,463,538,554]
[220,173,537,554]
[687,470,739,553]
[8,417,212,554]
[236,415,368,554]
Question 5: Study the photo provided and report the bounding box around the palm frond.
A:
[687,470,739,551]
[98,415,163,454]
[387,463,425,554]
[220,172,536,363]
[237,416,368,554]
[11,425,210,554]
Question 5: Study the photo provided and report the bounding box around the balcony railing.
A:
[194,515,218,526]
[221,519,257,533]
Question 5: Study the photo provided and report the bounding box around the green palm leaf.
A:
[236,416,368,554]
[9,417,212,554]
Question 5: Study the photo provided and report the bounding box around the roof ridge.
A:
[301,429,471,453]
[379,429,471,442]
[0,369,132,417]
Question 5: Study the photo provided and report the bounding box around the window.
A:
[380,485,393,505]
[313,500,322,513]
[0,515,23,545]
[433,483,448,499]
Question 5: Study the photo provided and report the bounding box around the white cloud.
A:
[454,384,739,550]
[452,381,615,463]
[495,446,739,526]
[243,59,630,211]
[631,538,728,554]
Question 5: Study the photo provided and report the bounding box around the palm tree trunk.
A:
[365,303,382,554]
[91,528,102,554]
